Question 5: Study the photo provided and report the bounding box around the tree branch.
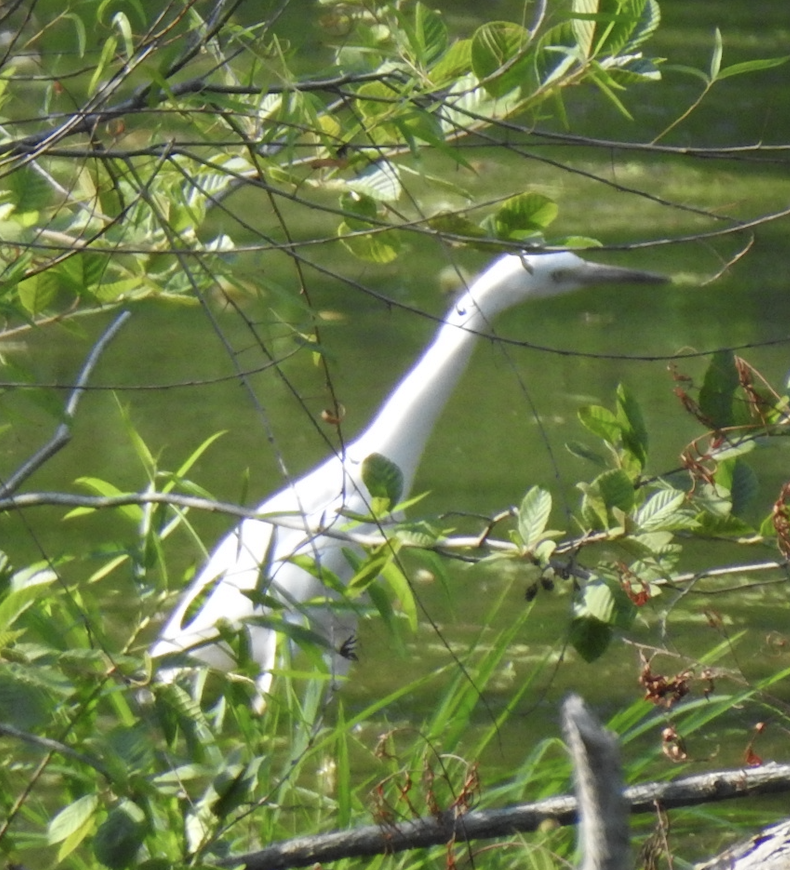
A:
[222,763,790,870]
[0,311,131,497]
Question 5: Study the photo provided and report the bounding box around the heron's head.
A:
[468,251,668,318]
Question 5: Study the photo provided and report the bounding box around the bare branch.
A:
[0,311,131,497]
[222,763,790,870]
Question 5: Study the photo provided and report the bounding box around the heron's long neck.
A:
[351,290,503,494]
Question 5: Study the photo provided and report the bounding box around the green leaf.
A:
[0,569,57,630]
[569,615,612,662]
[626,0,661,51]
[428,211,488,240]
[634,488,686,531]
[517,486,552,548]
[698,350,739,430]
[211,757,262,818]
[72,477,143,522]
[596,468,635,513]
[5,165,52,213]
[616,383,648,469]
[48,794,99,846]
[361,453,404,508]
[89,33,118,96]
[493,193,558,239]
[408,2,448,66]
[430,38,472,84]
[471,21,532,97]
[16,271,58,316]
[549,235,603,249]
[578,403,621,444]
[93,800,147,870]
[729,459,759,518]
[571,0,598,59]
[566,440,607,467]
[338,223,400,263]
[381,558,418,631]
[709,28,723,81]
[345,161,402,203]
[575,577,635,630]
[717,55,790,81]
[579,468,635,529]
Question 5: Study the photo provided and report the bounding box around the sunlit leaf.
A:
[517,486,552,548]
[493,193,558,239]
[578,403,621,444]
[471,21,532,97]
[48,794,99,846]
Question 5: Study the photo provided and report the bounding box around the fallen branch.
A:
[222,763,790,870]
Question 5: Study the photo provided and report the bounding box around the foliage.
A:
[0,1,788,868]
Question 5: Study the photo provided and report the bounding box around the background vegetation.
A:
[0,1,789,867]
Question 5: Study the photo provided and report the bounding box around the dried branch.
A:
[222,763,790,870]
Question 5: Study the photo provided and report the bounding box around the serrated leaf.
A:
[517,486,552,548]
[409,2,448,66]
[578,404,622,444]
[17,271,58,315]
[627,0,661,51]
[571,0,598,59]
[634,488,686,530]
[493,193,558,239]
[361,453,404,508]
[471,21,532,97]
[596,468,635,513]
[6,165,52,213]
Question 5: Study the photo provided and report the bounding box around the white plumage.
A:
[151,252,666,710]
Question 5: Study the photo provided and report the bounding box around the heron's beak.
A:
[570,261,669,286]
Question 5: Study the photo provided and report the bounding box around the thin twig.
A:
[0,722,111,779]
[0,311,131,497]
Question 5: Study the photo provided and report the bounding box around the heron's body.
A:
[151,253,666,709]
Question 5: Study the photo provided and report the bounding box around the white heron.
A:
[151,252,666,710]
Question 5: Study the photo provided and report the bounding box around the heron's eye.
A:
[551,269,569,283]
